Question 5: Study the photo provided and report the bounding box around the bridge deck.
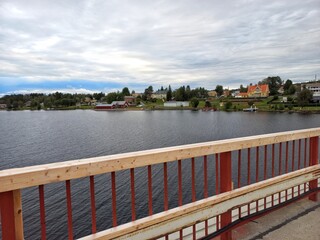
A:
[232,193,320,240]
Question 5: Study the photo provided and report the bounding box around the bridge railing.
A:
[0,128,319,240]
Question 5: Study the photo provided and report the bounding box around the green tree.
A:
[297,88,313,107]
[192,87,208,99]
[204,100,212,108]
[240,84,247,93]
[224,101,232,110]
[105,92,118,103]
[288,85,296,95]
[44,98,52,108]
[215,85,223,97]
[93,92,105,101]
[185,85,191,100]
[190,97,199,108]
[174,86,186,101]
[122,87,130,96]
[142,86,153,101]
[12,101,19,109]
[283,79,293,94]
[166,85,172,101]
[260,76,282,95]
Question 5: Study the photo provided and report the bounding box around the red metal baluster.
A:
[193,224,196,240]
[237,149,242,189]
[304,138,307,167]
[164,162,168,211]
[215,153,219,195]
[111,172,117,227]
[39,185,46,239]
[163,162,169,240]
[203,155,208,236]
[272,144,275,177]
[0,192,15,240]
[285,142,289,173]
[279,142,282,175]
[297,139,301,196]
[264,145,267,209]
[191,157,196,202]
[309,136,319,201]
[66,180,73,240]
[285,142,289,201]
[298,139,301,169]
[237,150,242,218]
[255,147,259,183]
[264,145,267,180]
[204,155,208,198]
[291,140,296,198]
[278,143,282,204]
[89,176,97,234]
[304,138,308,193]
[220,151,232,240]
[255,146,259,211]
[178,160,183,239]
[247,148,251,214]
[178,160,182,206]
[215,153,219,231]
[271,144,275,207]
[191,159,196,239]
[247,148,251,185]
[292,140,295,171]
[130,169,136,221]
[216,215,220,231]
[148,165,153,216]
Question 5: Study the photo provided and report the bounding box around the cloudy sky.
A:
[0,0,319,95]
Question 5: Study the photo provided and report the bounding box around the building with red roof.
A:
[247,84,270,98]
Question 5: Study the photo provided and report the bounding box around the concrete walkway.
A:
[232,193,320,240]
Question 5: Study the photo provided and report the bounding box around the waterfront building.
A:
[164,101,189,107]
[247,84,270,97]
[303,82,320,102]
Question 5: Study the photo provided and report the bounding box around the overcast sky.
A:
[0,0,319,95]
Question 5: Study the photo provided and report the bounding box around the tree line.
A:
[0,76,317,109]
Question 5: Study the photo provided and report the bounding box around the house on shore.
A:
[124,96,136,106]
[164,101,189,107]
[208,90,217,98]
[95,101,128,110]
[151,90,167,100]
[303,82,320,102]
[247,84,270,97]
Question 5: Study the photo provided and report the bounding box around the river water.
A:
[0,110,319,239]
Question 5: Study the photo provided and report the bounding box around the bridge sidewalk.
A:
[232,193,320,240]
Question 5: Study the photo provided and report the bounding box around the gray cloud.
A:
[0,0,319,92]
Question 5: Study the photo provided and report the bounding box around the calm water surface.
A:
[0,110,319,239]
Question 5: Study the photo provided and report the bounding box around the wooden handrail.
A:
[0,127,319,192]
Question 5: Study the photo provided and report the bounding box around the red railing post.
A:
[309,136,319,201]
[220,151,232,240]
[0,190,24,240]
[39,185,47,239]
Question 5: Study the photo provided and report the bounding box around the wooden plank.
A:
[13,189,24,240]
[79,165,320,240]
[0,128,319,192]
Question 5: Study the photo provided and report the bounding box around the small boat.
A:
[243,106,258,112]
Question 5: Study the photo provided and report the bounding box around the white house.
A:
[304,82,320,102]
[164,101,189,107]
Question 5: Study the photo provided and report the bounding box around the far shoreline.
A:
[2,107,320,114]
